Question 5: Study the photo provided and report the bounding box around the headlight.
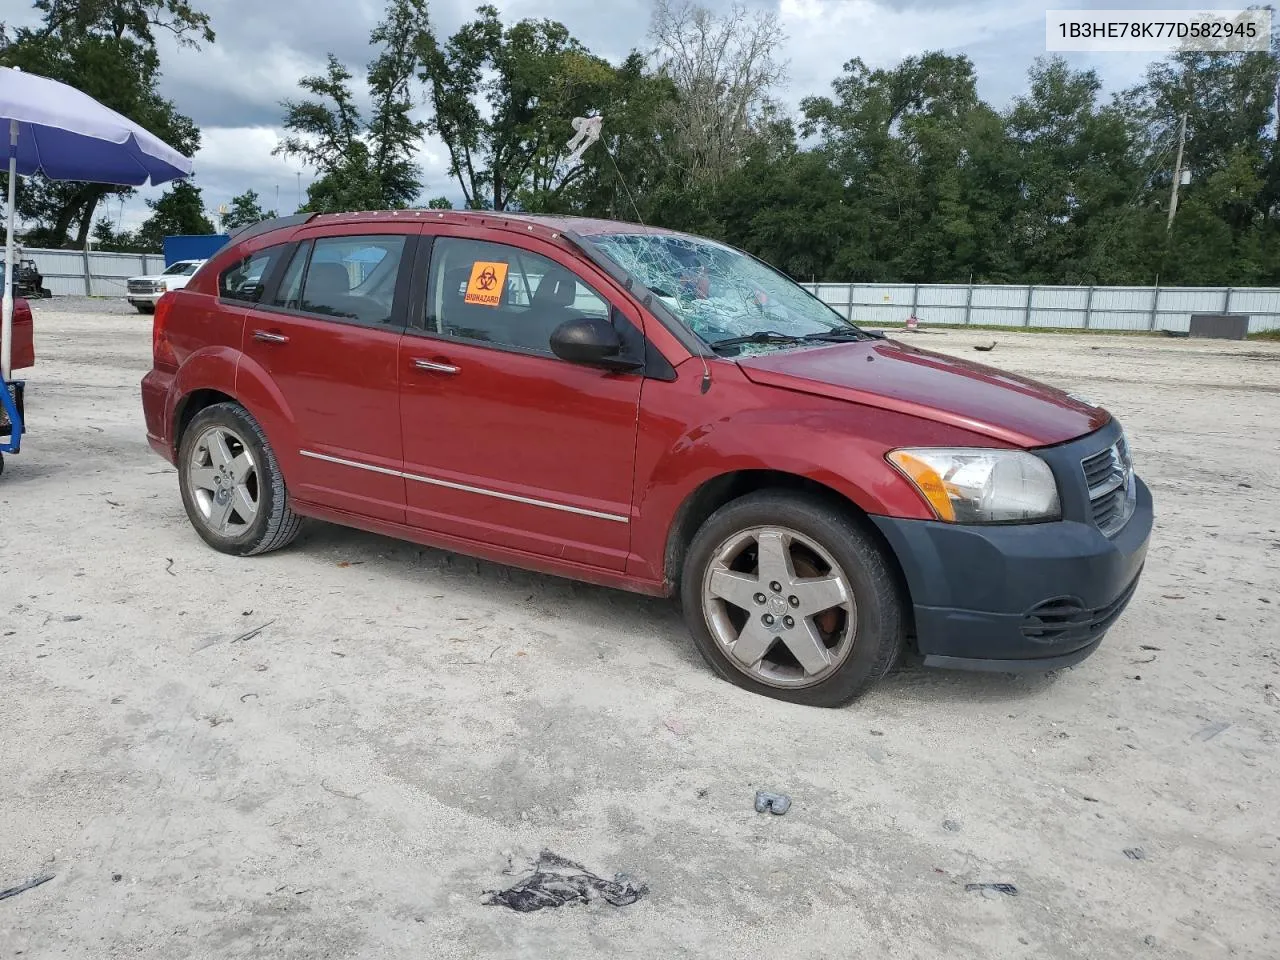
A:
[887,448,1061,523]
[156,281,168,292]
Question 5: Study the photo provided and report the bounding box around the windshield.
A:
[163,261,200,276]
[586,232,857,351]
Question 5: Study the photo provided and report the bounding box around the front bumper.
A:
[127,293,161,306]
[871,424,1153,671]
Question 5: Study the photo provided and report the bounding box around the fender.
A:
[230,351,302,484]
[626,361,1012,581]
[167,344,240,444]
[167,347,302,485]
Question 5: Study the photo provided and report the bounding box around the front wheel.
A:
[680,491,905,707]
[178,402,302,556]
[135,303,155,314]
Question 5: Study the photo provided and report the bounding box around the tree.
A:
[416,5,630,211]
[275,0,428,212]
[649,0,787,184]
[33,0,213,47]
[222,189,276,230]
[134,180,213,249]
[0,0,208,248]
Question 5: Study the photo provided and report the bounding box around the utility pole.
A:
[1167,111,1188,233]
[296,172,301,213]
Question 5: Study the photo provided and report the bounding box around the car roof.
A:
[242,209,698,248]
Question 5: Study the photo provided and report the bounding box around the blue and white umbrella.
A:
[1,65,194,380]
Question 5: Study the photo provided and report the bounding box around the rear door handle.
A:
[253,330,289,344]
[412,358,460,375]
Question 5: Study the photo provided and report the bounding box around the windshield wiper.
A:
[709,331,804,352]
[800,327,873,343]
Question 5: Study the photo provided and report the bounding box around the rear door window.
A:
[296,235,407,327]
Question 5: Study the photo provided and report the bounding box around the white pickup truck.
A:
[125,259,205,313]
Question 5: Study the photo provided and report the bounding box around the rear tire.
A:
[178,402,301,556]
[680,491,904,707]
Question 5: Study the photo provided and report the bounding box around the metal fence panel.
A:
[799,282,1280,333]
[20,246,164,298]
[19,251,1280,333]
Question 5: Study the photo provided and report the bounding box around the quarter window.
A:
[426,238,610,354]
[219,246,285,303]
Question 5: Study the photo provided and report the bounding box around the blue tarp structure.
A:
[164,234,230,267]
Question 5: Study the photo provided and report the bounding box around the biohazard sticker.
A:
[464,261,508,307]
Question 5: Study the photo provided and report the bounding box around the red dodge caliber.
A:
[142,211,1153,706]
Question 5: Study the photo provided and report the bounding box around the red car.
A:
[141,211,1153,706]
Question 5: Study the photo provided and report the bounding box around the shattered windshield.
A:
[585,232,862,352]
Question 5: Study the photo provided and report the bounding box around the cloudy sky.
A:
[8,0,1219,230]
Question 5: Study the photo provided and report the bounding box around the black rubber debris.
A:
[0,874,54,902]
[965,882,1018,897]
[483,850,647,913]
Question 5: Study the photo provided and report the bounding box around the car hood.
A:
[130,274,182,282]
[734,339,1109,448]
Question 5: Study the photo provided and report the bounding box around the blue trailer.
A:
[163,234,230,267]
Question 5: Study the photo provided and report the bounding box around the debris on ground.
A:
[1124,847,1147,861]
[754,790,791,815]
[973,341,996,352]
[0,873,54,902]
[482,850,647,913]
[231,620,275,644]
[164,558,176,576]
[1192,721,1231,742]
[943,819,962,833]
[965,882,1018,897]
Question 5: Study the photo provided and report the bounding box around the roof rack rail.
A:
[226,212,317,244]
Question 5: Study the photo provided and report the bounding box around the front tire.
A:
[680,491,905,707]
[178,402,301,556]
[135,303,155,314]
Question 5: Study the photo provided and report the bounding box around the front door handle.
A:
[412,358,460,375]
[253,330,289,344]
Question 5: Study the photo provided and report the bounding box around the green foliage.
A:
[134,180,213,248]
[275,0,428,212]
[417,5,651,211]
[222,190,276,231]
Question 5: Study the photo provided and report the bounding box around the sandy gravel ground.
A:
[2,299,1278,959]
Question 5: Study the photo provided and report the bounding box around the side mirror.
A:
[550,317,642,372]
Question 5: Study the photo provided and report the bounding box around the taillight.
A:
[152,291,177,369]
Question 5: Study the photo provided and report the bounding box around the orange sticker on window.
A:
[463,261,509,307]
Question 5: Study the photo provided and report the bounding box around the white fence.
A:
[803,282,1280,333]
[21,246,166,297]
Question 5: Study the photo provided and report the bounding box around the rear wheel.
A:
[178,402,301,556]
[681,491,904,707]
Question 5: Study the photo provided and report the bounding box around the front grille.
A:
[1082,436,1135,537]
[128,280,155,294]
[1020,572,1142,646]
